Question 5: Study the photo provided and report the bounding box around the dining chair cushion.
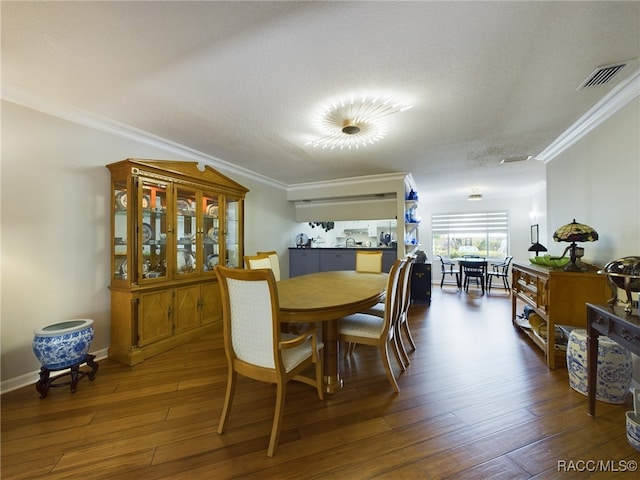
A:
[340,313,384,338]
[363,303,385,318]
[280,332,324,372]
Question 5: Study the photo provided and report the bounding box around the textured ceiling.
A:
[2,1,639,202]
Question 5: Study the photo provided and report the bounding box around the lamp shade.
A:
[553,219,599,243]
[528,242,548,253]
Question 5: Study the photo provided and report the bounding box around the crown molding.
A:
[287,171,409,202]
[1,81,287,190]
[537,67,640,163]
[288,171,408,191]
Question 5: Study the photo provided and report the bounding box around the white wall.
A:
[1,101,295,388]
[546,97,640,266]
[547,96,640,388]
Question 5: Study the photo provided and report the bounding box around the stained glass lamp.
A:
[553,219,599,272]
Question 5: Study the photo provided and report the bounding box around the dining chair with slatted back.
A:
[437,255,459,288]
[463,260,487,295]
[355,250,383,273]
[487,255,513,292]
[214,265,324,457]
[257,250,281,281]
[339,259,405,392]
[244,254,273,271]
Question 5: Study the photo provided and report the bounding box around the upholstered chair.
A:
[257,250,281,281]
[355,250,383,273]
[338,259,405,392]
[215,265,324,457]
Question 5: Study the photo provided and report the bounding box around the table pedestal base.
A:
[323,374,344,394]
[322,319,343,394]
[36,354,99,399]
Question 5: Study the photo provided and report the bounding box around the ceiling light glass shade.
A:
[305,95,412,150]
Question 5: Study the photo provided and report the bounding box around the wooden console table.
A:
[511,262,609,368]
[587,303,640,416]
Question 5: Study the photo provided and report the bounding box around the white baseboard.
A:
[0,348,109,395]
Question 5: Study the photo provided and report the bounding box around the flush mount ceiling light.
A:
[305,94,412,150]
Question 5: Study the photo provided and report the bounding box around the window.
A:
[432,212,508,259]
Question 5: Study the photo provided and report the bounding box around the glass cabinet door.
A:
[139,179,169,282]
[174,186,198,277]
[225,197,241,267]
[113,180,129,282]
[202,192,221,273]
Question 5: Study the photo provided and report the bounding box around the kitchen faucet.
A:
[345,237,356,248]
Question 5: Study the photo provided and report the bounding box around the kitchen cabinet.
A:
[320,250,355,271]
[289,249,320,277]
[511,261,609,369]
[107,158,247,365]
[289,248,396,276]
[382,250,397,272]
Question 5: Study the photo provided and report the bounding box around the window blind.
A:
[432,212,508,233]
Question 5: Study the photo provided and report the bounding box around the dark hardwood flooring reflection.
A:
[2,286,639,479]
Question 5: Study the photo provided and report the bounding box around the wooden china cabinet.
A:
[107,159,248,365]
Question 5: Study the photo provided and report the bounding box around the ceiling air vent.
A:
[578,62,627,90]
[500,156,532,164]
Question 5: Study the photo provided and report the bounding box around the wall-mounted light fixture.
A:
[467,188,482,201]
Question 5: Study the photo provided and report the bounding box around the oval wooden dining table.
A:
[277,270,388,394]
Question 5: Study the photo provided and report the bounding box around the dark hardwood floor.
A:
[2,286,639,479]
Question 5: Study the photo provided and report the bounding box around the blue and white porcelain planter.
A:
[32,319,94,370]
[567,328,632,404]
[627,389,640,452]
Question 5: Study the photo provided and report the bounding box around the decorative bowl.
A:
[33,319,94,370]
[626,411,640,452]
[529,255,570,268]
